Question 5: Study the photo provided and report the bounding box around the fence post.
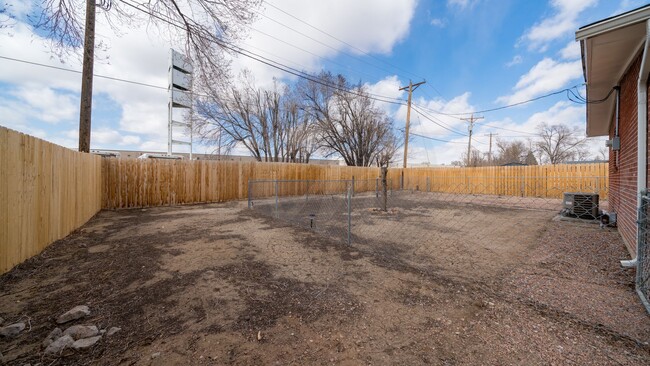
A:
[347,183,352,245]
[381,167,388,211]
[247,180,252,209]
[275,180,279,218]
[426,176,430,192]
[375,177,379,198]
[352,175,355,197]
[636,191,650,314]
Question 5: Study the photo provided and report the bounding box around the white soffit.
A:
[582,22,646,137]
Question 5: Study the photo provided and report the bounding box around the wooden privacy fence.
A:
[392,164,609,199]
[0,127,102,274]
[102,159,381,209]
[102,159,608,209]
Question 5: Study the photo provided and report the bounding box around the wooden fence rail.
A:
[1,127,102,274]
[101,159,608,209]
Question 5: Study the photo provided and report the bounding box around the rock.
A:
[0,316,4,325]
[56,305,90,324]
[71,335,101,350]
[106,327,121,337]
[63,325,99,340]
[151,352,161,359]
[0,322,26,338]
[42,328,63,348]
[44,335,74,355]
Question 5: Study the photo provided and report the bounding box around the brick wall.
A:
[609,54,649,256]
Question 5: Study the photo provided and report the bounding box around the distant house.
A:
[576,5,650,259]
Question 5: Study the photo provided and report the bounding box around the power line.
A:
[120,0,607,120]
[251,9,407,83]
[119,0,408,107]
[0,55,168,90]
[407,131,466,144]
[411,105,467,136]
[264,1,428,83]
[412,85,585,118]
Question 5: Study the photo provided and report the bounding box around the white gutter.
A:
[576,6,650,40]
[622,19,650,268]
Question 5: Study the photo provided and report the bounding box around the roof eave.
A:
[576,5,650,41]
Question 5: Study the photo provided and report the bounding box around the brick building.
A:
[576,5,650,260]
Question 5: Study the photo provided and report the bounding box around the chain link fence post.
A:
[275,180,279,218]
[347,182,352,245]
[375,177,379,198]
[248,180,252,209]
[637,190,650,314]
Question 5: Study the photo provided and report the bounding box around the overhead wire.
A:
[118,0,408,106]
[264,1,428,83]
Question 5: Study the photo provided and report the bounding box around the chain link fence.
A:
[248,175,608,248]
[637,192,650,313]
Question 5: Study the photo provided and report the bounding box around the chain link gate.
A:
[637,192,650,314]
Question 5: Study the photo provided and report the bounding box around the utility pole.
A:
[484,132,498,165]
[461,114,483,167]
[78,0,96,153]
[399,80,426,168]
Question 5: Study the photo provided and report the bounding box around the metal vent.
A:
[563,192,599,219]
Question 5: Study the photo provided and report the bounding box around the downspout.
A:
[622,19,650,268]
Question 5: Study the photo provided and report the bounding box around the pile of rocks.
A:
[0,305,121,361]
[1,316,27,363]
[42,305,121,355]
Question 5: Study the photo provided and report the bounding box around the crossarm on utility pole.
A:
[399,80,426,168]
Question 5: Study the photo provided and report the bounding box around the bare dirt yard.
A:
[1,199,649,365]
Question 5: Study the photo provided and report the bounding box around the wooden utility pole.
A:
[484,132,498,165]
[399,80,426,168]
[461,114,483,166]
[78,0,96,153]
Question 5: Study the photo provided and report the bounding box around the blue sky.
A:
[0,0,646,164]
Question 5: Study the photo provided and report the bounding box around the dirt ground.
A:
[0,199,649,365]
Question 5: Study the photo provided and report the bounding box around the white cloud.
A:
[506,55,523,67]
[231,0,417,85]
[520,0,597,51]
[11,86,78,123]
[559,41,581,60]
[430,18,447,28]
[0,18,176,151]
[497,57,582,105]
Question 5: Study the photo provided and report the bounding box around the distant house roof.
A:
[500,162,526,167]
[576,5,650,137]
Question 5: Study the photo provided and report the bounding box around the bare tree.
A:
[534,122,588,164]
[25,0,260,152]
[493,139,529,165]
[301,72,398,167]
[595,146,609,161]
[459,148,487,167]
[195,72,316,163]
